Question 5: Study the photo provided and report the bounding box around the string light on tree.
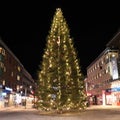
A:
[36,8,86,113]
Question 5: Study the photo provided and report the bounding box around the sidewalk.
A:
[1,105,120,112]
[87,105,120,110]
[0,103,36,111]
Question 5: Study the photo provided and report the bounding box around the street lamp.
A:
[24,86,32,109]
[25,87,27,109]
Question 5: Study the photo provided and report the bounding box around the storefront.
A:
[0,86,13,107]
[106,87,120,105]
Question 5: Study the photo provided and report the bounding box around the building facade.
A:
[0,39,35,108]
[85,31,120,106]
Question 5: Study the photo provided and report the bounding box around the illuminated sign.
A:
[109,57,119,80]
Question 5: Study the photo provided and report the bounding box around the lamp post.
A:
[25,87,27,109]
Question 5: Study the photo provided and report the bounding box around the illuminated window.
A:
[17,66,21,72]
[112,54,115,57]
[97,64,99,68]
[99,73,101,77]
[101,60,104,64]
[96,75,98,79]
[17,75,20,81]
[0,62,4,68]
[3,67,6,72]
[16,85,20,91]
[0,47,5,56]
[0,62,5,75]
[2,49,5,56]
[105,55,109,64]
[0,47,2,53]
[95,65,97,69]
[106,69,108,73]
[2,80,5,85]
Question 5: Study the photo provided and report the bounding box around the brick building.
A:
[85,31,120,106]
[0,39,35,108]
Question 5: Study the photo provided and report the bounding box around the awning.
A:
[3,87,12,94]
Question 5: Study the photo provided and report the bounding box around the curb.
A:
[87,105,120,110]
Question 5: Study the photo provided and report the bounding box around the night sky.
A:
[0,1,120,79]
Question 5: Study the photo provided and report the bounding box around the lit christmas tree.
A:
[36,8,86,113]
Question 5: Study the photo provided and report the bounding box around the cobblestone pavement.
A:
[0,104,120,111]
[87,105,120,110]
[0,105,120,120]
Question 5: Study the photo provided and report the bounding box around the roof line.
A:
[0,38,24,68]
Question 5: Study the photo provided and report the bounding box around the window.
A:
[0,47,2,53]
[17,75,20,81]
[0,47,5,56]
[0,62,4,68]
[105,55,109,64]
[2,80,5,85]
[0,54,4,61]
[17,66,21,72]
[0,68,3,75]
[11,72,14,77]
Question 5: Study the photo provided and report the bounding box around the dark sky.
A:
[0,1,120,79]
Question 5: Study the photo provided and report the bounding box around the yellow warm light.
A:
[50,102,53,105]
[48,94,51,97]
[67,107,70,110]
[68,98,71,101]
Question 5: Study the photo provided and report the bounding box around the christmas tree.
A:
[36,8,86,113]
